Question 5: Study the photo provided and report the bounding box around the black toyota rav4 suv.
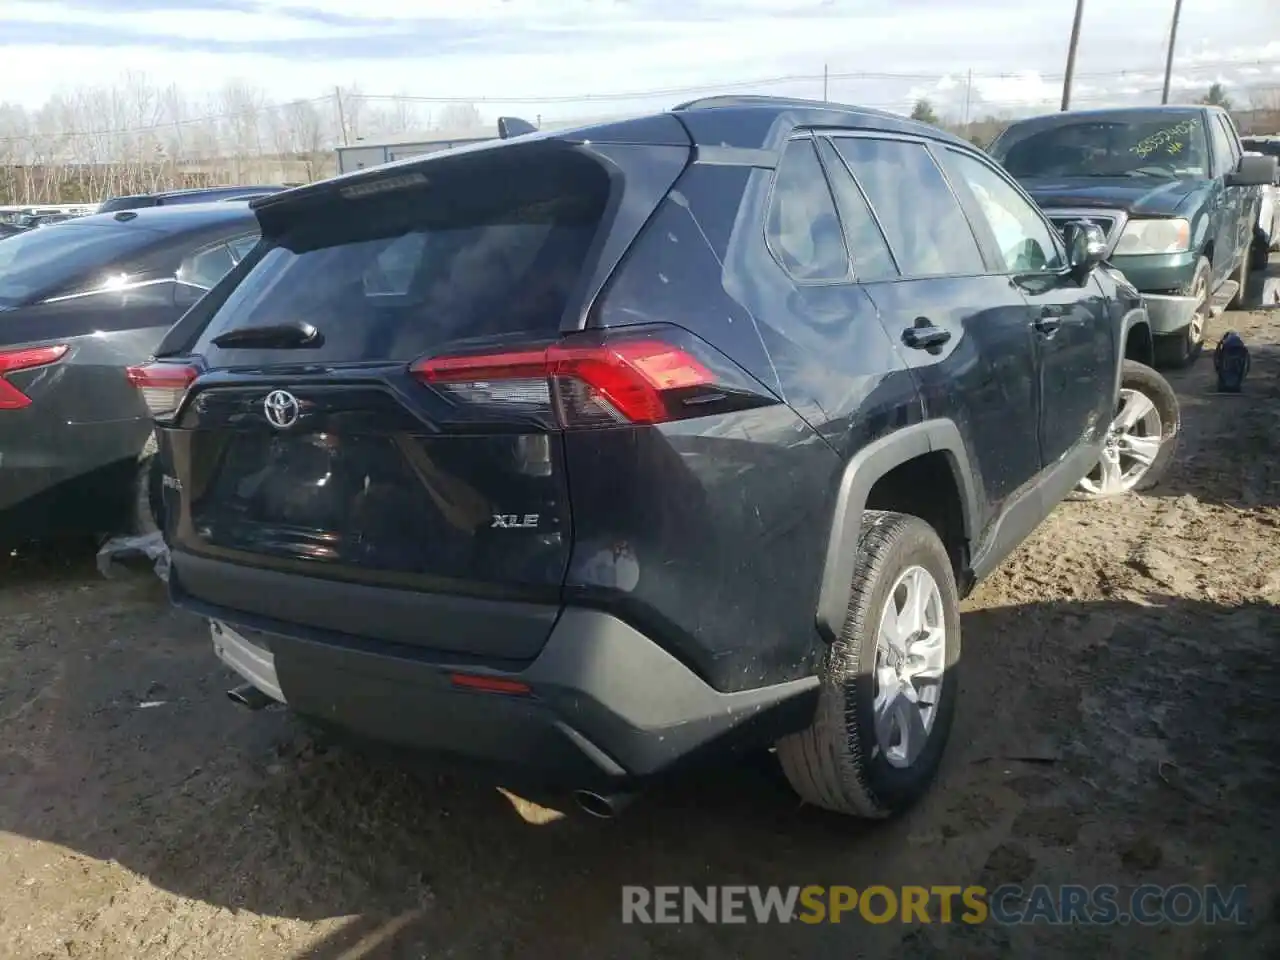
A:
[140,97,1148,819]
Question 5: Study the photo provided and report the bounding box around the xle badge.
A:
[492,514,540,529]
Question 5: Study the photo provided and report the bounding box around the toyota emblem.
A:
[263,390,301,429]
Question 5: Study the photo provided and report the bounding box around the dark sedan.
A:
[0,203,260,543]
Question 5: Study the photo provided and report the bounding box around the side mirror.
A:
[1063,220,1108,271]
[1226,153,1279,187]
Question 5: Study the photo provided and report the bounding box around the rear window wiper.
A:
[211,321,323,349]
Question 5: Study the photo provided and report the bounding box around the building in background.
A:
[335,127,499,174]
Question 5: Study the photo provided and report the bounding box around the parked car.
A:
[97,185,291,214]
[0,203,260,544]
[141,96,1159,819]
[990,105,1278,368]
[1240,136,1280,265]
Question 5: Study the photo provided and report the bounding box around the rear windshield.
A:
[0,221,165,307]
[193,148,611,363]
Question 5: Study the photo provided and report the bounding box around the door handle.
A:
[1032,311,1061,335]
[902,322,951,350]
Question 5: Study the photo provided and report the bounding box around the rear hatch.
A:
[151,135,693,659]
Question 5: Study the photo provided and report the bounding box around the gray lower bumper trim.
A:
[211,620,286,704]
[1143,293,1200,335]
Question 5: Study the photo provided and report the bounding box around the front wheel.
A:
[776,511,960,818]
[1073,359,1180,500]
[1153,256,1210,369]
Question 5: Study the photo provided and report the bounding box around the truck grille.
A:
[1048,214,1117,239]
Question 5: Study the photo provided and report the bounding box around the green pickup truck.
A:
[990,105,1278,367]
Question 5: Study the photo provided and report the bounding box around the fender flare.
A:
[815,419,982,644]
[1117,306,1152,395]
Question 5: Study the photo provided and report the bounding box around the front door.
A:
[937,147,1116,467]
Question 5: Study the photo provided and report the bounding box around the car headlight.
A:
[1113,218,1191,255]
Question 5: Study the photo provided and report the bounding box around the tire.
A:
[776,511,961,818]
[1072,359,1180,500]
[1152,256,1210,369]
[1251,227,1271,272]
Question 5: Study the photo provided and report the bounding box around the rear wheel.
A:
[776,511,960,818]
[1228,238,1251,311]
[1153,256,1210,369]
[1252,227,1272,271]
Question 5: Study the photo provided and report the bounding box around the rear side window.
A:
[832,137,985,278]
[765,138,850,282]
[194,148,611,363]
[0,222,164,307]
[178,243,237,290]
[816,138,898,282]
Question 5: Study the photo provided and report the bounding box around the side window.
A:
[177,243,236,290]
[943,150,1065,273]
[765,138,851,282]
[1216,116,1241,171]
[831,137,985,278]
[228,233,260,261]
[1208,117,1235,176]
[816,138,899,282]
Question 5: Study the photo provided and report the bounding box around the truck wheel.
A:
[1073,359,1180,499]
[776,511,960,818]
[1153,256,1210,368]
[1251,227,1271,271]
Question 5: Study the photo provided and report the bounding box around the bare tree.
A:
[436,102,483,131]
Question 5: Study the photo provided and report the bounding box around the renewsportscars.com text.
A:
[621,884,1250,926]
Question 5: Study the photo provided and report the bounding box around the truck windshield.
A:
[992,114,1209,180]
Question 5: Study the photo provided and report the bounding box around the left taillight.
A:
[126,361,199,416]
[0,344,69,410]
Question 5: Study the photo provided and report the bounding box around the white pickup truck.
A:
[1242,135,1280,269]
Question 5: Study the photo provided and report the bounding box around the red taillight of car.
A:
[411,326,774,429]
[0,344,69,410]
[126,361,199,416]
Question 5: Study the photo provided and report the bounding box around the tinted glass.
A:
[1208,116,1235,173]
[816,138,898,281]
[1216,115,1241,168]
[228,234,259,260]
[193,149,611,363]
[0,221,165,307]
[993,113,1209,179]
[765,138,850,282]
[944,149,1065,272]
[833,137,984,278]
[178,243,236,289]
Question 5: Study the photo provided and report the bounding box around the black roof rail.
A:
[673,95,834,111]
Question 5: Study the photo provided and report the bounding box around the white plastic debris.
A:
[96,531,170,583]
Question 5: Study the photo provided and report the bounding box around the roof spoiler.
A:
[497,116,538,139]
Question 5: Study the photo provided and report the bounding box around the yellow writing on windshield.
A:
[1131,120,1197,158]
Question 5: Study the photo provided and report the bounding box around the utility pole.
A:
[334,86,349,146]
[823,63,829,101]
[1061,0,1085,111]
[1161,0,1184,104]
[963,69,973,126]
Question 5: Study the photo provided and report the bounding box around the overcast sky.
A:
[3,0,1279,121]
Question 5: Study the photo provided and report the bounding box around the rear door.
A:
[822,132,1043,544]
[938,145,1115,468]
[1208,112,1245,284]
[159,143,679,655]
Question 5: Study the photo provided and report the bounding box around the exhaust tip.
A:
[573,789,632,819]
[227,683,273,711]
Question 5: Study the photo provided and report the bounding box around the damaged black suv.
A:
[138,97,1141,818]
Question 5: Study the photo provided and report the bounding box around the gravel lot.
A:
[1,287,1277,959]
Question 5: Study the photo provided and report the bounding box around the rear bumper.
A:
[172,558,819,790]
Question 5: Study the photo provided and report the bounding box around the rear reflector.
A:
[126,361,199,416]
[449,673,533,696]
[411,325,775,429]
[0,344,69,410]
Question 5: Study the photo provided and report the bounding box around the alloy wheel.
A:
[873,565,947,769]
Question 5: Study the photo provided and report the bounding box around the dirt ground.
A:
[2,295,1278,960]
